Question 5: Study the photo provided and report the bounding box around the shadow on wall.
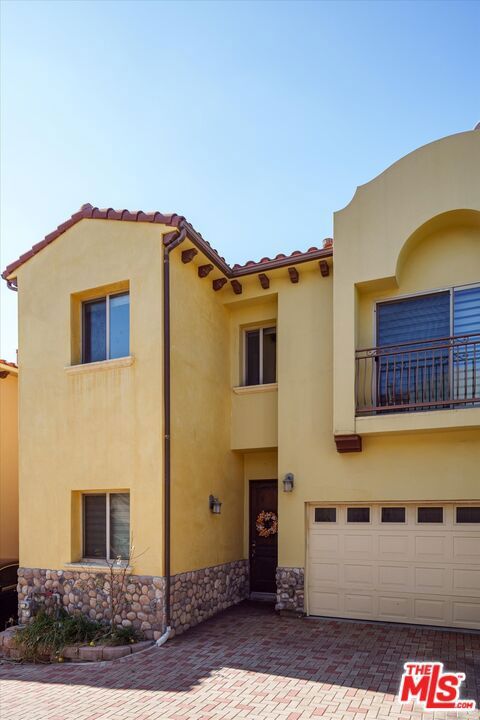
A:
[1,601,479,704]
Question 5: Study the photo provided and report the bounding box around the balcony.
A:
[355,333,480,416]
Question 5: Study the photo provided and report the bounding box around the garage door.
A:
[308,504,480,629]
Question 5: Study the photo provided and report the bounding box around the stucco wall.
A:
[333,129,480,434]
[169,247,244,574]
[10,129,480,607]
[276,264,480,569]
[277,131,480,570]
[357,214,480,349]
[0,370,19,558]
[16,219,169,576]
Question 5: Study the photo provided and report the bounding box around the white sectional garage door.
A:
[307,504,480,630]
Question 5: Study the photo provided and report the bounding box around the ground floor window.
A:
[83,492,130,561]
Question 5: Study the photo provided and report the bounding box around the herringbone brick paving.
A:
[0,602,478,720]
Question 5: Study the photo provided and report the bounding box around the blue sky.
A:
[1,0,479,360]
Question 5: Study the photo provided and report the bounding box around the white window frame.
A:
[242,324,277,386]
[82,491,130,562]
[82,291,129,363]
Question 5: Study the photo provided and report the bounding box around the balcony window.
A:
[83,292,129,363]
[356,283,480,414]
[244,326,276,385]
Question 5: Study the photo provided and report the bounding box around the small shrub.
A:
[101,624,141,646]
[15,608,104,662]
[14,607,143,661]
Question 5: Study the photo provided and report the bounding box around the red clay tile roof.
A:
[2,203,333,281]
[0,359,18,369]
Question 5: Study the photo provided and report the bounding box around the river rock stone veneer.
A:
[275,566,304,614]
[17,559,249,639]
[170,559,249,636]
[17,568,166,638]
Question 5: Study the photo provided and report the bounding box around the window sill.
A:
[232,382,278,395]
[64,355,135,375]
[64,561,132,574]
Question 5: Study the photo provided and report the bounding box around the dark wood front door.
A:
[249,480,278,594]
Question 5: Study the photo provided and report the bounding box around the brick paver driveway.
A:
[1,602,479,720]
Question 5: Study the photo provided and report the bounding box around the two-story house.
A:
[2,127,479,638]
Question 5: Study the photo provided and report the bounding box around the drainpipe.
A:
[162,226,187,637]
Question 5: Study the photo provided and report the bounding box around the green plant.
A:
[14,606,143,661]
[101,624,140,646]
[14,608,104,662]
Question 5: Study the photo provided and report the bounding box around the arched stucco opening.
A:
[396,209,480,286]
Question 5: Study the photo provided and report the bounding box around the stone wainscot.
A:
[275,566,304,614]
[17,559,249,639]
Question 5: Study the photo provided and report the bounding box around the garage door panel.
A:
[378,564,410,589]
[344,593,375,615]
[453,568,480,595]
[343,563,375,586]
[309,533,339,556]
[308,503,480,630]
[378,595,411,620]
[343,534,373,557]
[378,534,410,558]
[309,562,339,585]
[414,597,448,623]
[414,566,449,593]
[309,591,341,613]
[453,601,480,626]
[414,534,450,560]
[453,536,480,562]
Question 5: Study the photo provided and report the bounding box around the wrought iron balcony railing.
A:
[355,333,480,415]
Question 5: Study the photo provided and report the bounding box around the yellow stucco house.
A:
[0,359,19,560]
[2,128,479,638]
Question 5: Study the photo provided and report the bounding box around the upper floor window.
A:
[244,326,276,385]
[83,292,130,363]
[83,492,130,560]
[356,282,480,414]
[376,284,480,348]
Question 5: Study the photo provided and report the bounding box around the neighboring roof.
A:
[0,360,18,375]
[2,203,333,282]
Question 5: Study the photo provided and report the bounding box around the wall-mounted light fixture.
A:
[283,473,294,492]
[209,495,222,514]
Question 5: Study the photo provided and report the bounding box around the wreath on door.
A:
[256,510,278,538]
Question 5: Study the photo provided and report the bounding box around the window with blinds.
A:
[83,493,130,561]
[454,286,480,335]
[375,284,479,410]
[453,285,480,402]
[377,292,450,347]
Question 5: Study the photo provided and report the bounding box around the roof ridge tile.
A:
[2,204,333,281]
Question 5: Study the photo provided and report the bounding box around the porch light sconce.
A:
[209,495,222,514]
[283,473,294,493]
